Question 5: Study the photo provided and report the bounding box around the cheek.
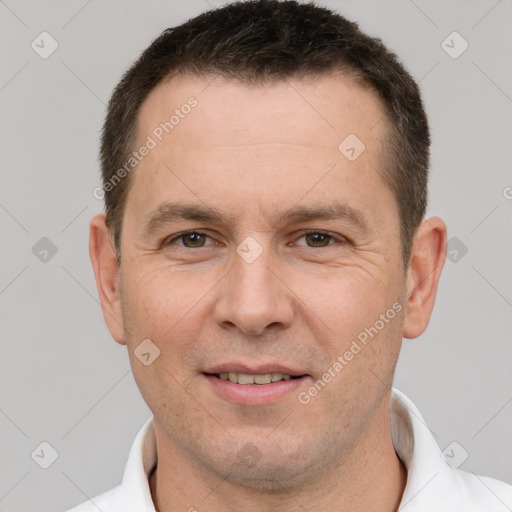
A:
[122,262,209,334]
[291,266,405,392]
[119,263,216,388]
[120,266,210,414]
[292,267,398,342]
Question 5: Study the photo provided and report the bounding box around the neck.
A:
[149,397,406,512]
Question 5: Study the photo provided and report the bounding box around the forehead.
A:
[127,72,395,230]
[138,72,385,151]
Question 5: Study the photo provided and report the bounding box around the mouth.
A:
[202,366,310,405]
[205,372,304,385]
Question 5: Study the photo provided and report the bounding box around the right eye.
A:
[164,230,215,248]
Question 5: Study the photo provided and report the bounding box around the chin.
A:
[201,435,324,492]
[223,461,315,493]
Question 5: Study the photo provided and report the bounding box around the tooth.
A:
[221,371,293,384]
[238,373,256,385]
[254,374,272,384]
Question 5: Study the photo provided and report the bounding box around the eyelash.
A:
[164,230,347,248]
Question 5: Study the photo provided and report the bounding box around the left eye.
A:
[294,232,338,248]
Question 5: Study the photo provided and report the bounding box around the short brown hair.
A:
[100,0,430,265]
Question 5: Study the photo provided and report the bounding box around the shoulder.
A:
[64,416,156,512]
[391,388,512,511]
[437,469,512,511]
[404,469,512,511]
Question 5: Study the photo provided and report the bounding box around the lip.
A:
[202,364,310,406]
[203,374,309,405]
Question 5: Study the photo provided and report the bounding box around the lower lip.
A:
[203,374,309,405]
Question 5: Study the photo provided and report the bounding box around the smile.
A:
[215,372,299,384]
[202,370,309,405]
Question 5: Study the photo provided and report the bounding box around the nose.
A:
[213,244,295,337]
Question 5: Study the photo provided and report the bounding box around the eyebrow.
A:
[275,203,372,233]
[143,202,226,237]
[142,200,372,237]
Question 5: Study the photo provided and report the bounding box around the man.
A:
[68,1,512,511]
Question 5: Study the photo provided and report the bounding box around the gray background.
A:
[1,1,511,511]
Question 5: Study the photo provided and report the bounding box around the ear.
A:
[403,217,447,339]
[89,213,126,345]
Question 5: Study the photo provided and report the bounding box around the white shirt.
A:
[66,388,512,511]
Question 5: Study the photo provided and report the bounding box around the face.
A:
[93,72,436,489]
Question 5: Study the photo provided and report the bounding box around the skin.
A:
[90,73,446,512]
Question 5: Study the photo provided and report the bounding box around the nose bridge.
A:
[234,249,274,302]
[215,240,293,335]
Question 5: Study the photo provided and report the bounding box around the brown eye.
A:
[303,232,333,247]
[165,231,213,248]
[181,232,208,248]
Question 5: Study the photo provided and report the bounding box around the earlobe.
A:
[403,217,447,339]
[89,213,126,345]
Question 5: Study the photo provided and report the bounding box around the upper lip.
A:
[204,363,308,376]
